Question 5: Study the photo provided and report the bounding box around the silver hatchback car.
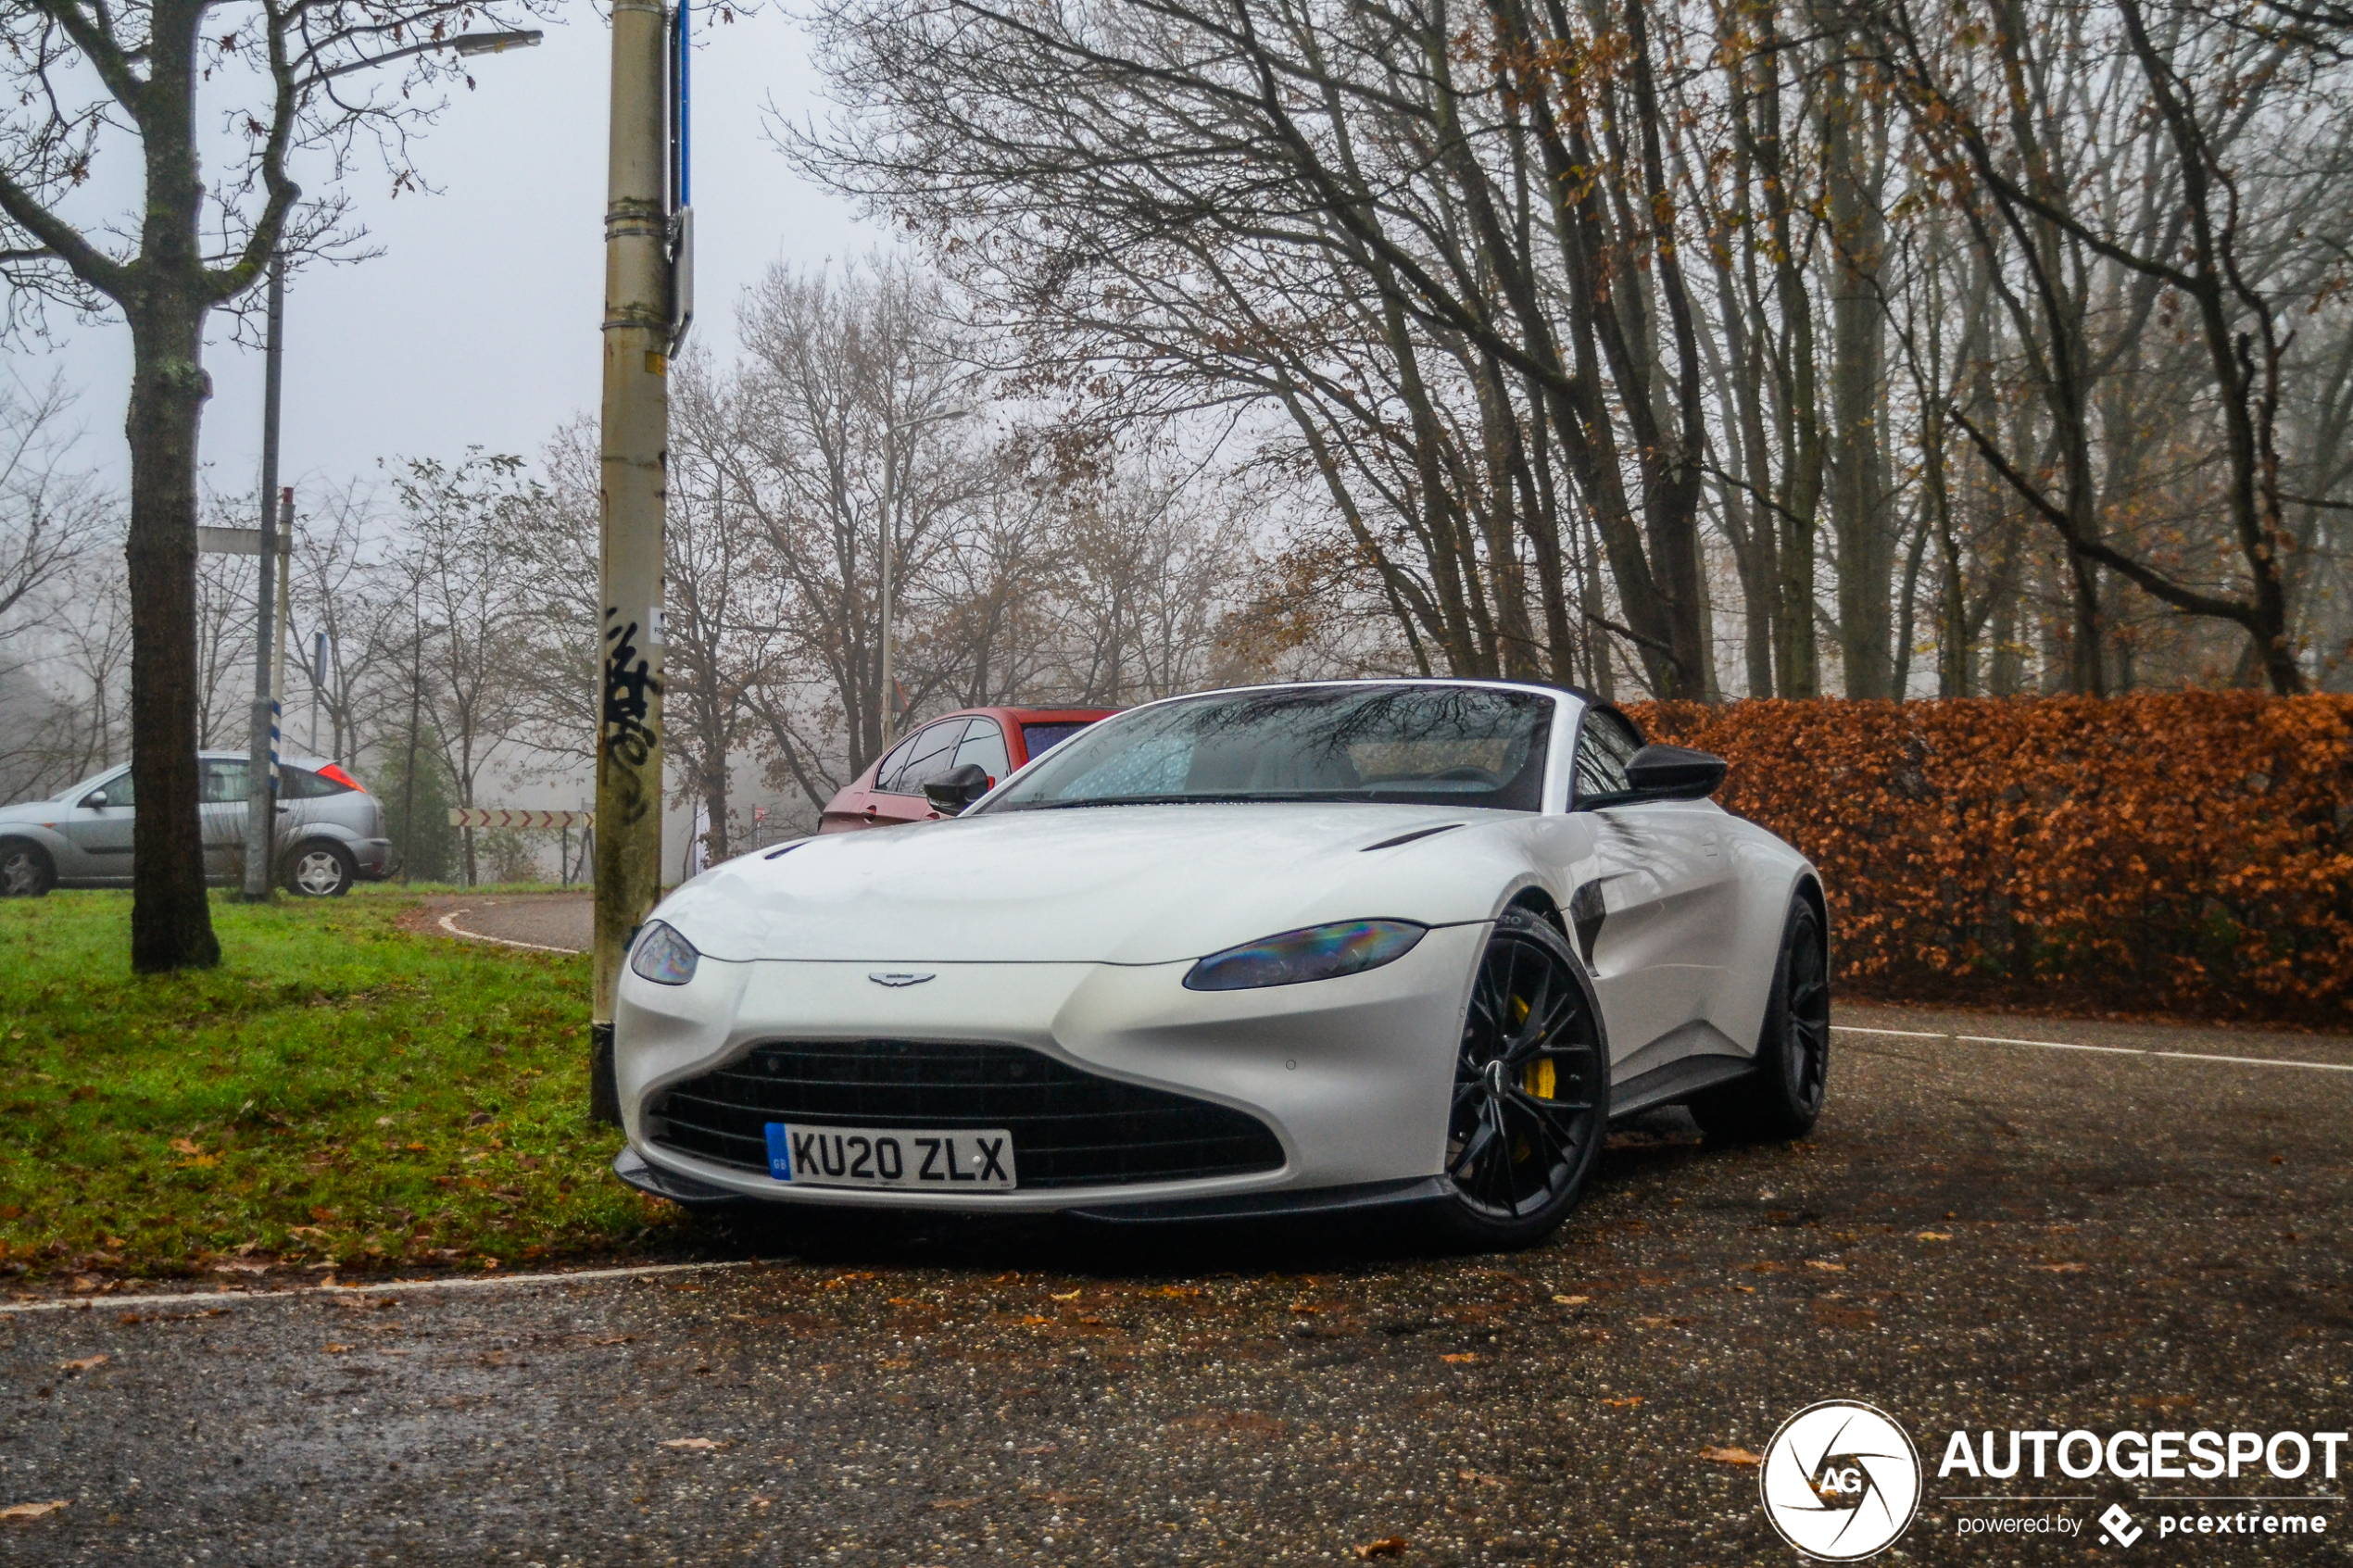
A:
[0,751,396,897]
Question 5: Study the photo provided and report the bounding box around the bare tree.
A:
[387,451,536,885]
[722,257,991,799]
[0,0,556,967]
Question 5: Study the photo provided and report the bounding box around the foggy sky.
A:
[14,5,883,505]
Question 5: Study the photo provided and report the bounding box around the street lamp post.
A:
[875,403,967,754]
[241,258,287,902]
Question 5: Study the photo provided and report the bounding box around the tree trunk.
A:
[124,298,220,972]
[1822,44,1894,697]
[704,756,730,863]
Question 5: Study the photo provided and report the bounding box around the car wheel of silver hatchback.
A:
[0,841,54,897]
[285,842,356,897]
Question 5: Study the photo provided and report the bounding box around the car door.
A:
[867,718,973,826]
[196,759,252,883]
[55,768,136,883]
[1569,708,1740,1076]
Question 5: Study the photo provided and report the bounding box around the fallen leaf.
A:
[0,1499,67,1521]
[323,1344,352,1355]
[57,1355,106,1374]
[1018,1313,1050,1325]
[660,1437,720,1450]
[1916,1231,1952,1241]
[1740,1261,1785,1273]
[1440,1352,1478,1363]
[1456,1469,1505,1486]
[1804,1260,1845,1272]
[1602,1396,1643,1407]
[169,1137,202,1156]
[589,1335,633,1347]
[1698,1446,1764,1466]
[2033,1262,2086,1273]
[1552,1294,1590,1305]
[1151,1285,1201,1298]
[1050,1290,1081,1300]
[1353,1537,1408,1561]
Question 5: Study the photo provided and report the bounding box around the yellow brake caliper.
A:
[1512,993,1555,1099]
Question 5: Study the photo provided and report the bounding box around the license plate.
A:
[763,1123,1017,1190]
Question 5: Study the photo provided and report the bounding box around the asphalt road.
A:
[424,892,592,954]
[3,1004,2347,1565]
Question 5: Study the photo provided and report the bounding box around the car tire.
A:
[1430,907,1611,1251]
[0,840,54,897]
[1689,897,1829,1144]
[283,840,357,898]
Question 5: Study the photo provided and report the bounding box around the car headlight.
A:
[1183,919,1428,991]
[629,921,699,985]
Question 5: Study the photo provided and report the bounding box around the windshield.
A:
[979,684,1554,813]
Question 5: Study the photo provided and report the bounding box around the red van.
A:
[817,707,1118,832]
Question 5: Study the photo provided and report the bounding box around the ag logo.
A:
[1759,1399,1922,1560]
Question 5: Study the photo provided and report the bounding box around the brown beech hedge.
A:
[1624,695,2353,1022]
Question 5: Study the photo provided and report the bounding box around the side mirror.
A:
[79,791,108,809]
[923,763,992,816]
[1625,744,1726,801]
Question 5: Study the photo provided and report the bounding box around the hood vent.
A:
[1360,822,1464,853]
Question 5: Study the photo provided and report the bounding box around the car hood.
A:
[653,803,1526,965]
[0,797,67,825]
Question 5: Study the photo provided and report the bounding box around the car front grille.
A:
[646,1039,1286,1189]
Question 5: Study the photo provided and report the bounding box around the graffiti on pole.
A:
[601,606,661,825]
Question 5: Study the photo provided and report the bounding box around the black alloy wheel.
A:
[1690,897,1829,1142]
[0,840,54,897]
[1434,907,1609,1248]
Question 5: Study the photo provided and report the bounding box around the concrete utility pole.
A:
[592,0,688,1123]
[243,257,287,903]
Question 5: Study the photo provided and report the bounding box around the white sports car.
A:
[611,680,1829,1247]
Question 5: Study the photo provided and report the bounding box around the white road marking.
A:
[0,1259,755,1316]
[1834,1024,2353,1073]
[435,907,583,955]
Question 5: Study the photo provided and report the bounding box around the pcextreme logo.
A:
[1760,1399,1924,1561]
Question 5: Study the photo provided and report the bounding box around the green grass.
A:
[0,890,684,1286]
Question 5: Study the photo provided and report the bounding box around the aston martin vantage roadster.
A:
[611,680,1829,1247]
